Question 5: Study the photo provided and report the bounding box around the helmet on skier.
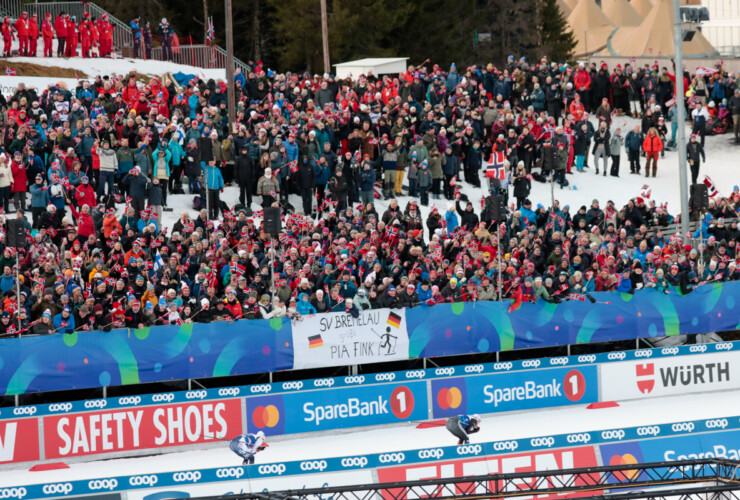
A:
[471,414,482,423]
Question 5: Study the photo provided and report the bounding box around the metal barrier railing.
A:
[715,46,740,58]
[0,0,251,74]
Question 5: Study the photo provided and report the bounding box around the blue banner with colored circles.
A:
[245,381,429,436]
[0,319,293,395]
[2,281,740,395]
[406,282,740,358]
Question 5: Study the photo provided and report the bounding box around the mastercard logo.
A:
[252,405,280,428]
[437,387,463,409]
[609,453,639,480]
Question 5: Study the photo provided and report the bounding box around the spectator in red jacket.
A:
[54,13,66,56]
[97,14,113,57]
[69,203,95,240]
[574,63,592,111]
[27,13,39,56]
[42,13,53,57]
[65,15,78,56]
[14,11,29,56]
[1,17,12,57]
[9,152,27,211]
[642,127,663,178]
[74,176,96,208]
[79,15,91,57]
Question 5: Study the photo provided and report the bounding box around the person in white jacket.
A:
[0,154,15,213]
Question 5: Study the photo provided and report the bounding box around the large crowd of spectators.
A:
[0,56,738,336]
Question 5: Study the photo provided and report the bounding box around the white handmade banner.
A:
[292,308,410,369]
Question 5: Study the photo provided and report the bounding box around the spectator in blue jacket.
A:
[442,145,459,199]
[314,157,331,209]
[445,204,459,231]
[296,293,317,315]
[204,159,225,219]
[130,17,142,58]
[0,266,15,294]
[29,174,50,227]
[53,306,76,334]
[76,126,96,177]
[625,125,643,174]
[358,162,376,204]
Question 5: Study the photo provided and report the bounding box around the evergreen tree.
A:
[474,0,540,66]
[539,0,576,62]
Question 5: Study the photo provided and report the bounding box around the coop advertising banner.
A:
[292,308,410,369]
[245,381,427,436]
[42,399,242,459]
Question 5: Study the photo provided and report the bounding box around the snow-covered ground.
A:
[4,54,226,81]
[1,388,738,486]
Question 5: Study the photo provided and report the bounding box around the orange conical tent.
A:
[557,0,572,16]
[567,0,615,56]
[600,0,718,58]
[630,0,654,18]
[602,0,643,26]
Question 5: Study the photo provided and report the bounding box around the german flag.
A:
[308,334,323,349]
[387,312,402,328]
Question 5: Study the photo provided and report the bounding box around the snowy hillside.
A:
[4,54,226,81]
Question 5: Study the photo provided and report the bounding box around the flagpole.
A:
[15,266,21,338]
[673,0,690,236]
[496,229,502,301]
[270,236,275,300]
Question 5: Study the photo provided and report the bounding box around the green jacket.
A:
[409,144,428,164]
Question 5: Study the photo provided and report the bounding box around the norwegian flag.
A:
[485,151,507,179]
[205,16,216,46]
[449,176,457,187]
[567,293,587,302]
[704,176,718,198]
[5,67,15,76]
[184,220,195,233]
[353,150,361,163]
[289,159,298,173]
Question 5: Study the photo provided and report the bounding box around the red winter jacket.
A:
[28,18,38,37]
[642,134,663,154]
[74,183,96,208]
[70,206,95,238]
[42,18,54,38]
[574,69,591,91]
[14,17,28,37]
[10,161,26,193]
[54,15,66,37]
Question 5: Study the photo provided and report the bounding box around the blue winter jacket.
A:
[204,163,225,190]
